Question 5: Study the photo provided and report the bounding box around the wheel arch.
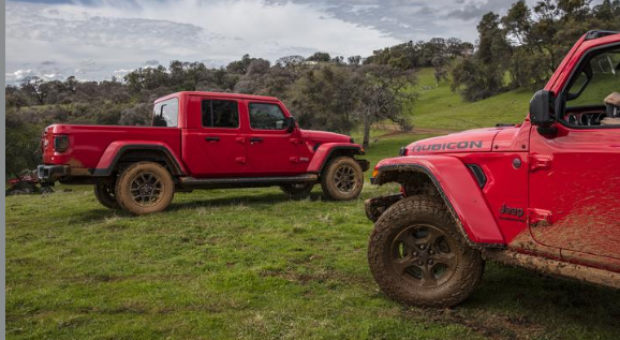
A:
[373,156,505,249]
[308,143,366,174]
[93,142,186,177]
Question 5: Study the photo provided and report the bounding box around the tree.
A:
[287,65,359,134]
[306,52,331,62]
[451,12,510,101]
[356,65,415,149]
[348,55,362,66]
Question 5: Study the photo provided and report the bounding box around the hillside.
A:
[409,68,532,131]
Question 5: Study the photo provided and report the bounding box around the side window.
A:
[152,98,179,127]
[202,100,239,128]
[249,103,286,130]
[567,48,620,108]
[562,46,620,127]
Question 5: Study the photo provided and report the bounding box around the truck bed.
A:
[42,124,182,171]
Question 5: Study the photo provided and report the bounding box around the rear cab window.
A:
[248,102,286,130]
[202,100,240,128]
[153,98,179,127]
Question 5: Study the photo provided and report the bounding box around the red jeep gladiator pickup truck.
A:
[365,30,620,307]
[38,92,368,215]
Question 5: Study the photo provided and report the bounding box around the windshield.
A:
[152,98,179,127]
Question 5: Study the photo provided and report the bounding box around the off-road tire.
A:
[94,182,119,209]
[280,183,314,200]
[115,162,175,215]
[320,156,363,201]
[368,195,484,308]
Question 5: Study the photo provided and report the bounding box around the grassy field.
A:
[409,68,533,131]
[7,70,620,339]
[7,132,620,340]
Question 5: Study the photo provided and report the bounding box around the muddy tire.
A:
[115,162,175,215]
[280,183,314,200]
[368,195,484,308]
[94,182,119,209]
[320,156,363,200]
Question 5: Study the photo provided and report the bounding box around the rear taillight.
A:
[54,135,69,152]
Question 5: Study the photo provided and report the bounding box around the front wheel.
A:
[368,195,484,308]
[115,162,175,215]
[94,182,119,209]
[320,156,363,200]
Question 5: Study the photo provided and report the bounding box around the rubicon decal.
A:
[411,140,483,152]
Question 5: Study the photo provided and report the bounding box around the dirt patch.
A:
[403,307,545,340]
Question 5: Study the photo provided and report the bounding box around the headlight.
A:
[54,135,69,152]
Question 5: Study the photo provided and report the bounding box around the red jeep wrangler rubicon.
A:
[38,92,369,215]
[366,30,620,307]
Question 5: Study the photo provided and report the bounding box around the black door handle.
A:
[205,136,220,142]
[249,137,263,143]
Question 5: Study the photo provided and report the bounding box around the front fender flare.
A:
[307,143,365,173]
[93,141,187,176]
[374,155,505,247]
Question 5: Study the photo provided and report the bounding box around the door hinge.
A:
[529,154,552,171]
[528,208,552,227]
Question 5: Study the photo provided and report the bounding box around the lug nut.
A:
[417,260,424,266]
[413,252,418,257]
[429,250,434,255]
[420,245,426,250]
[428,259,434,265]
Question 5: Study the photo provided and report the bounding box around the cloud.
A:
[10,0,602,84]
[6,0,402,84]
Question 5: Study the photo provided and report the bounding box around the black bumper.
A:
[37,165,70,182]
[356,159,370,172]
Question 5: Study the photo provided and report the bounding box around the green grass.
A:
[7,133,620,340]
[7,68,620,339]
[409,68,532,131]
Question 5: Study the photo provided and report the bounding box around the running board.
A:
[178,174,318,190]
[487,251,620,290]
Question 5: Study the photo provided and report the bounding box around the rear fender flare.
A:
[93,141,187,177]
[308,143,365,173]
[374,156,505,248]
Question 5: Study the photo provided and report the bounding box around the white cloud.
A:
[6,0,401,84]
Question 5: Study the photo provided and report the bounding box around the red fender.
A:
[307,143,364,173]
[374,155,505,246]
[93,141,187,176]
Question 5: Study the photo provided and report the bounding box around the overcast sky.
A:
[5,0,602,84]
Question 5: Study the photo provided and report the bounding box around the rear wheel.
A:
[115,162,175,215]
[280,183,314,200]
[94,182,119,209]
[368,195,484,308]
[320,156,363,200]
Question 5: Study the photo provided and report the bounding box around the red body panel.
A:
[42,124,182,172]
[373,32,620,272]
[41,91,363,179]
[375,156,505,244]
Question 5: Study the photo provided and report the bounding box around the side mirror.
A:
[530,90,554,127]
[285,116,296,132]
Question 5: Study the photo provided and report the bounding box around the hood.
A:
[406,127,511,155]
[300,129,353,144]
